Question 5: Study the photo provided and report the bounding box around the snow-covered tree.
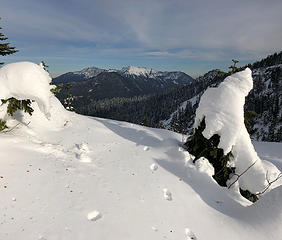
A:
[0,62,53,131]
[0,21,35,130]
[186,68,280,201]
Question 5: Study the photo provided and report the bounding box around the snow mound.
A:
[0,62,72,130]
[195,68,253,154]
[194,68,280,193]
[0,62,53,117]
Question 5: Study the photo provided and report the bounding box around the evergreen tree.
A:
[0,19,33,130]
[185,118,235,187]
[0,19,18,65]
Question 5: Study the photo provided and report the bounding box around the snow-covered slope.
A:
[249,64,282,141]
[1,103,282,240]
[1,62,282,240]
[162,63,282,142]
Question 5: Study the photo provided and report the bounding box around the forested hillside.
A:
[55,52,282,142]
[165,52,282,141]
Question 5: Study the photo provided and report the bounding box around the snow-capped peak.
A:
[119,66,159,77]
[73,66,105,79]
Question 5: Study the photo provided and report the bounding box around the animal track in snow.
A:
[74,143,92,163]
[163,188,172,201]
[185,228,197,240]
[76,143,90,153]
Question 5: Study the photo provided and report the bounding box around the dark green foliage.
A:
[53,53,281,142]
[0,119,7,131]
[0,19,18,65]
[229,59,239,73]
[57,69,227,128]
[251,51,282,69]
[40,61,49,72]
[141,118,150,127]
[64,83,75,111]
[239,189,258,203]
[50,83,63,94]
[1,98,33,116]
[185,118,235,187]
[185,119,260,202]
[169,102,193,134]
[244,110,258,135]
[0,21,33,132]
[245,64,282,141]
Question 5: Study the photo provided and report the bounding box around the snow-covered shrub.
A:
[185,118,235,187]
[0,62,53,129]
[186,68,279,202]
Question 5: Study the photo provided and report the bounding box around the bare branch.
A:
[228,160,257,189]
[2,121,31,133]
[256,172,282,196]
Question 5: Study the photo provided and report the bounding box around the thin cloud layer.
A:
[2,0,282,75]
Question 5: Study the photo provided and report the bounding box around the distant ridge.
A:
[52,65,194,85]
[54,65,194,101]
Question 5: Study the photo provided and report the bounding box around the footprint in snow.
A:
[74,143,92,163]
[150,163,158,172]
[185,228,197,240]
[143,146,149,151]
[76,143,90,153]
[87,210,102,221]
[163,188,172,201]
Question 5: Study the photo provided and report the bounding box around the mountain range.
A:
[53,52,282,142]
[53,66,194,99]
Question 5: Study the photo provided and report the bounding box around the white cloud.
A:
[2,0,282,61]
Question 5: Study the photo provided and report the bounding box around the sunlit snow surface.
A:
[0,63,281,240]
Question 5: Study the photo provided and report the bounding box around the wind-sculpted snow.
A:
[195,68,253,154]
[194,68,280,193]
[0,62,53,117]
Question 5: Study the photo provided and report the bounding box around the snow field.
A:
[0,62,281,240]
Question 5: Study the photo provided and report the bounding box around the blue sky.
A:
[2,0,282,77]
